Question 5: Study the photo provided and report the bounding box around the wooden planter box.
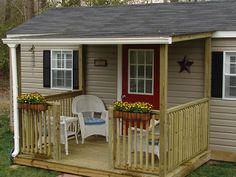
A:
[113,111,151,121]
[18,103,48,111]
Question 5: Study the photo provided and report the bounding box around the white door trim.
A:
[117,45,122,101]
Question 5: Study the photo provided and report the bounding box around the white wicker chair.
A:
[72,95,109,144]
[134,120,160,158]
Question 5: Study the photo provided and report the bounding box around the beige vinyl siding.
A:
[210,38,236,153]
[168,40,205,107]
[212,38,236,51]
[20,44,79,95]
[85,45,117,107]
[210,98,236,152]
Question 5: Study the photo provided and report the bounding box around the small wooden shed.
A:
[2,1,236,177]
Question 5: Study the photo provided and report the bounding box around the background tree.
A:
[25,0,35,20]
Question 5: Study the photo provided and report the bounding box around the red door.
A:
[122,45,160,109]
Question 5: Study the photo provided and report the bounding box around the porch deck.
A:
[16,135,159,177]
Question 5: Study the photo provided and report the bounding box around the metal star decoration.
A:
[178,56,194,73]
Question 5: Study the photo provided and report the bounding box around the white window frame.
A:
[223,51,236,100]
[50,49,73,90]
[128,49,154,95]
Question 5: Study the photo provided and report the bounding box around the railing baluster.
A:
[122,116,126,165]
[127,118,132,167]
[151,115,155,170]
[43,110,47,154]
[140,119,143,168]
[116,118,120,166]
[145,120,149,169]
[34,111,38,153]
[134,119,137,168]
[22,110,25,152]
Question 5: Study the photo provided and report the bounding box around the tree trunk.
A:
[25,0,35,20]
[4,0,11,22]
[40,0,47,9]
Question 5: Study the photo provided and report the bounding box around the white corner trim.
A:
[117,45,122,101]
[2,37,172,45]
[213,31,236,38]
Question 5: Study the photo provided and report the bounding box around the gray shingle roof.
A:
[8,0,236,38]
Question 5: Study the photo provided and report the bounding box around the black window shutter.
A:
[43,50,51,87]
[211,52,223,98]
[73,50,79,89]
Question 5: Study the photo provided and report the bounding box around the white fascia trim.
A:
[6,33,60,38]
[2,37,172,45]
[213,31,236,38]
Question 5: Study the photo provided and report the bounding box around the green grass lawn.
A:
[0,113,59,177]
[188,161,236,177]
[0,113,235,177]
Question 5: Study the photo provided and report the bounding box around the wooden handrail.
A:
[45,90,83,101]
[167,98,209,114]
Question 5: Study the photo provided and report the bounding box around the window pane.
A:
[130,79,136,92]
[225,76,236,98]
[138,65,144,78]
[146,51,153,64]
[146,80,152,93]
[130,65,136,78]
[52,51,61,60]
[130,51,136,64]
[146,66,152,79]
[57,59,63,68]
[52,70,72,89]
[52,70,64,88]
[66,59,72,69]
[230,64,236,74]
[230,56,236,63]
[138,51,145,64]
[230,76,236,86]
[52,59,57,68]
[63,51,72,60]
[138,80,144,93]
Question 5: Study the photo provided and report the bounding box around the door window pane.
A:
[128,49,154,94]
[146,51,153,64]
[130,51,136,64]
[138,80,144,93]
[130,79,136,92]
[138,51,145,64]
[138,65,144,78]
[130,65,136,78]
[146,80,152,93]
[146,66,152,79]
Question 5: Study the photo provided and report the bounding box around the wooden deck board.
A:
[56,136,111,171]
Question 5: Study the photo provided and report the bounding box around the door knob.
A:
[121,95,126,99]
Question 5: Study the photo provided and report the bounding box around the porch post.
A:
[204,37,212,150]
[204,38,212,98]
[159,44,168,177]
[8,43,20,157]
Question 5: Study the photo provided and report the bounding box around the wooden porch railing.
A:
[19,91,82,160]
[109,109,160,174]
[166,98,209,172]
[20,103,61,160]
[45,90,83,117]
